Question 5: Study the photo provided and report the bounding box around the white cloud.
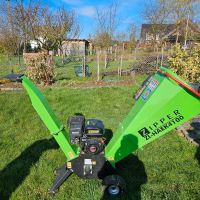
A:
[62,0,82,5]
[78,6,96,17]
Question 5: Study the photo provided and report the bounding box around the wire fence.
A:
[0,49,170,83]
[0,55,25,77]
[54,49,170,82]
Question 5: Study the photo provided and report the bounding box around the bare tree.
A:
[0,0,80,81]
[143,0,200,45]
[115,32,126,76]
[127,22,137,52]
[170,0,199,22]
[0,1,21,72]
[0,0,41,53]
[31,7,80,54]
[143,0,172,47]
[0,28,19,55]
[0,0,79,54]
[94,0,119,49]
[94,1,119,69]
[144,0,171,24]
[170,0,200,44]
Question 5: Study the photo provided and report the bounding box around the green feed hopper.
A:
[105,66,200,166]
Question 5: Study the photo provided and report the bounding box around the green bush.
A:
[168,44,200,83]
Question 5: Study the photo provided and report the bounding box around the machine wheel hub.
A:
[108,185,120,195]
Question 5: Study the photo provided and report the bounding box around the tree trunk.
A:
[104,52,107,68]
[114,48,117,61]
[23,41,26,53]
[134,48,137,61]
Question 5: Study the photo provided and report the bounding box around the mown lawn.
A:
[0,85,200,200]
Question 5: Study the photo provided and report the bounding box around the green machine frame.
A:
[21,76,80,161]
[19,67,200,166]
[13,66,200,195]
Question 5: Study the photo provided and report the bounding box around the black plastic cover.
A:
[85,119,104,137]
[3,74,24,82]
[68,116,85,144]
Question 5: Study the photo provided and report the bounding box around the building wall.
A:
[30,37,45,49]
[62,41,87,56]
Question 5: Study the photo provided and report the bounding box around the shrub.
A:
[168,44,200,83]
[23,52,55,85]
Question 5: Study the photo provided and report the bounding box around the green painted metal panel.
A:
[21,76,79,161]
[105,67,200,166]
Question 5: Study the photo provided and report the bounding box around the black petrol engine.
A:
[68,115,105,155]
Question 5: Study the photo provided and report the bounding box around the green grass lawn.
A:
[0,84,200,200]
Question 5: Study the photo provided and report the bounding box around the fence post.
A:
[119,43,125,77]
[161,46,164,66]
[120,55,123,77]
[118,58,120,76]
[156,45,159,69]
[97,51,100,81]
[82,56,86,77]
[104,51,107,68]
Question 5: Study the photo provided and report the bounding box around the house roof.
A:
[141,20,200,40]
[179,19,200,33]
[63,39,90,43]
[141,24,175,39]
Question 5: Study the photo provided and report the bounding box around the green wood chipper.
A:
[8,66,200,196]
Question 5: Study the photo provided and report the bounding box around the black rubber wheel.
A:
[102,175,126,197]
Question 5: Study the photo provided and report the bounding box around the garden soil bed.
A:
[66,79,136,89]
[0,79,136,92]
[0,82,24,91]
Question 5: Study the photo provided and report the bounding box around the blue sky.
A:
[40,0,145,39]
